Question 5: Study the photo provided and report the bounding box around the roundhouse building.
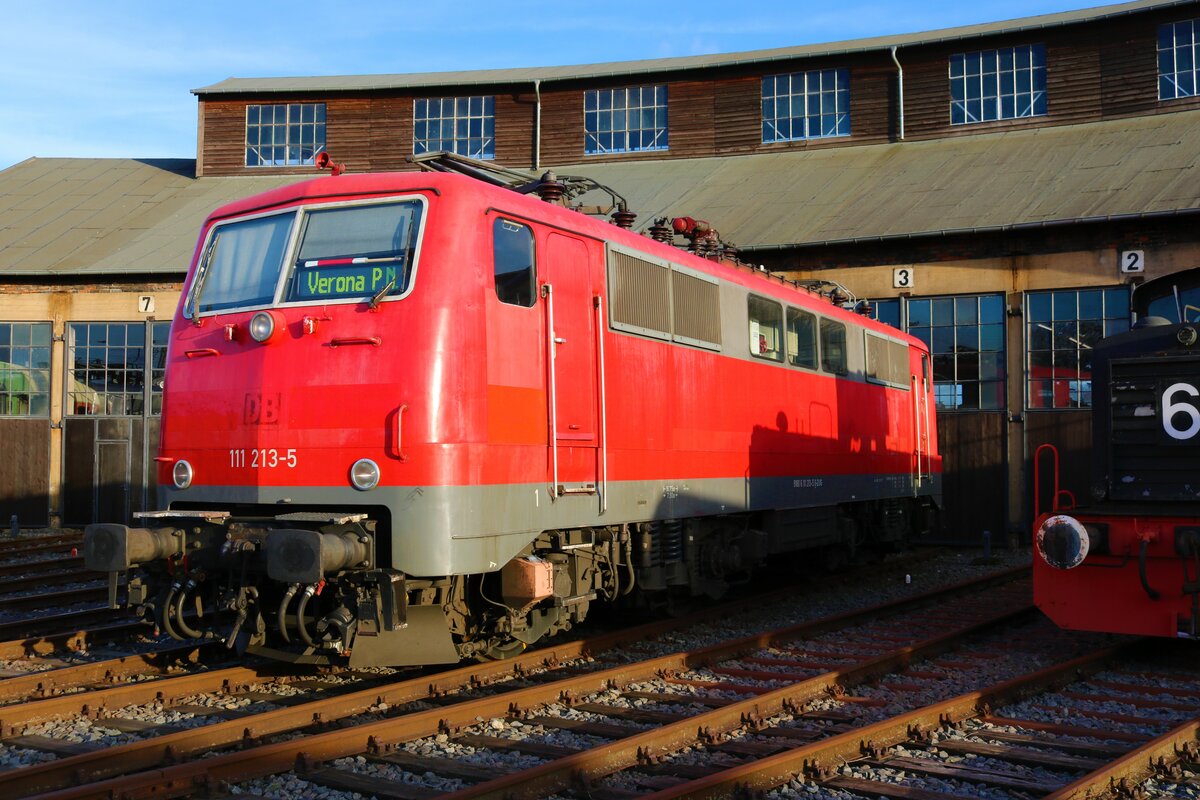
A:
[1,0,1197,540]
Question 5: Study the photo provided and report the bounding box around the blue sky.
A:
[1,0,1111,171]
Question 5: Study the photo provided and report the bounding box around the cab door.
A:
[543,232,600,496]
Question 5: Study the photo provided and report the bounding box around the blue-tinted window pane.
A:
[932,298,954,326]
[908,300,930,326]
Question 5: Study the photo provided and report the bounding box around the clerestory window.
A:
[950,44,1046,125]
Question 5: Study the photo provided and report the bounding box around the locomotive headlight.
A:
[172,460,194,489]
[1036,514,1089,569]
[350,458,380,491]
[249,311,280,343]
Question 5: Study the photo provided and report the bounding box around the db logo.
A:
[244,393,281,425]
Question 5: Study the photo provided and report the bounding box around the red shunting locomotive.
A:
[1035,268,1200,640]
[84,169,941,666]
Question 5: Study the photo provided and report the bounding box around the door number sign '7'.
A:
[1162,382,1200,441]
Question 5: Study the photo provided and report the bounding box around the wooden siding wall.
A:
[937,411,1007,543]
[197,7,1200,176]
[0,419,50,526]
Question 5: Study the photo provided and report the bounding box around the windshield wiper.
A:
[368,277,396,309]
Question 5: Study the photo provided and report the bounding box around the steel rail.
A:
[0,662,272,739]
[0,570,102,596]
[0,615,141,657]
[0,643,218,708]
[631,645,1125,799]
[440,591,1036,799]
[18,568,1028,800]
[0,556,84,580]
[0,554,1012,709]
[0,585,115,613]
[0,535,83,557]
[1041,716,1200,800]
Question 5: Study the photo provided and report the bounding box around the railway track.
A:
[0,566,1036,798]
[1,541,1191,799]
[3,562,1193,800]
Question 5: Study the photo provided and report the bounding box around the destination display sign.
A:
[289,259,401,302]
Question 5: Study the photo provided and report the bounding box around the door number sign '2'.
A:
[1162,382,1200,441]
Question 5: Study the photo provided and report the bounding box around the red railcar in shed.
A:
[84,170,941,665]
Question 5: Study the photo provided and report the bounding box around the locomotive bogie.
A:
[84,171,942,666]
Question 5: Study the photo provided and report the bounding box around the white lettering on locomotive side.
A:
[1161,382,1200,441]
[228,449,298,469]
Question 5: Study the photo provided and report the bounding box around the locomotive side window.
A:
[493,219,536,307]
[865,331,911,388]
[191,213,293,316]
[285,201,424,303]
[748,295,783,362]
[786,307,818,369]
[820,318,848,375]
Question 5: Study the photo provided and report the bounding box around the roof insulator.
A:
[611,209,637,229]
[534,172,565,203]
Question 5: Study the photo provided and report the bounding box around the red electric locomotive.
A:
[84,169,941,666]
[1035,267,1200,640]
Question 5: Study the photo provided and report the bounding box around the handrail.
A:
[594,295,608,514]
[1034,443,1061,517]
[542,283,559,499]
[392,404,408,462]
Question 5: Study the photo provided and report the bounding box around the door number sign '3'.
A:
[893,267,914,289]
[1162,382,1200,441]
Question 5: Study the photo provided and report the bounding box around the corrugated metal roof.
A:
[0,159,302,276]
[1,107,1197,276]
[194,0,1188,95]
[560,108,1200,250]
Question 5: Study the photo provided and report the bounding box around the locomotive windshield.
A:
[1134,268,1200,324]
[187,199,425,317]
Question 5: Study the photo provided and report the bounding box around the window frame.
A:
[748,294,785,363]
[0,322,52,418]
[1025,285,1131,410]
[819,317,849,375]
[870,293,1006,411]
[492,217,538,308]
[785,306,819,370]
[413,95,496,160]
[65,321,170,417]
[761,68,851,143]
[864,329,912,390]
[184,195,429,320]
[1158,19,1200,100]
[245,103,327,167]
[584,85,669,155]
[949,43,1047,125]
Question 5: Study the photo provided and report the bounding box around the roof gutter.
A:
[890,46,905,141]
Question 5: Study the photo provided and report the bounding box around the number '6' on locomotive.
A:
[83,170,942,666]
[1035,267,1200,640]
